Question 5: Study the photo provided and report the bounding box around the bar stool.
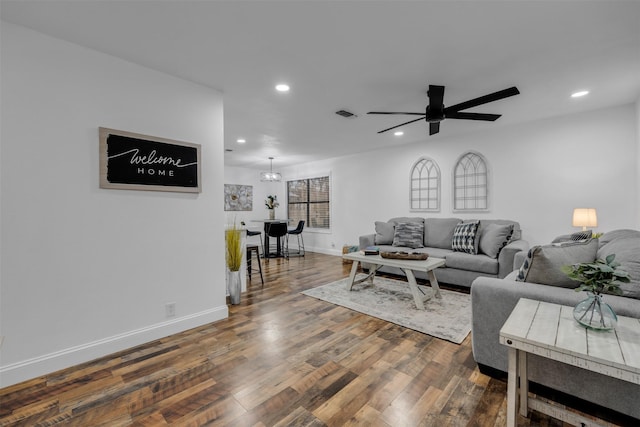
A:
[286,220,305,257]
[264,222,288,258]
[242,221,263,254]
[246,244,264,286]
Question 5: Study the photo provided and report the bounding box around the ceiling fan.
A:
[368,85,520,136]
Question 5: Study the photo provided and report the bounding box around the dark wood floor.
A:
[0,252,624,426]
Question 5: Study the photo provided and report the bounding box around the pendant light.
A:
[260,157,282,182]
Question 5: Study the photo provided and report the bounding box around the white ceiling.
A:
[2,1,640,169]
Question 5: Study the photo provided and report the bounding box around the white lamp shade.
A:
[572,208,597,231]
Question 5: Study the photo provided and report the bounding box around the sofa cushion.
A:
[451,220,480,254]
[374,221,395,245]
[597,231,640,299]
[479,223,514,259]
[424,218,461,249]
[445,252,498,275]
[392,222,424,249]
[516,239,598,288]
[423,247,453,259]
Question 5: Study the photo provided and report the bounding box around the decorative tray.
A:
[380,251,429,260]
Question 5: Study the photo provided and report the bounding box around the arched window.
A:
[410,157,440,211]
[453,151,489,211]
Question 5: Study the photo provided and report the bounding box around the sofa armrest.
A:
[359,234,375,249]
[497,239,528,278]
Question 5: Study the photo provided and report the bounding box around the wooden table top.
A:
[500,298,640,384]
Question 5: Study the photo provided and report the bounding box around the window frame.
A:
[286,173,332,232]
[409,157,441,212]
[452,151,490,212]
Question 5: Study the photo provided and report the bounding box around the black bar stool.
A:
[242,221,263,254]
[264,222,288,258]
[286,220,305,256]
[246,244,264,286]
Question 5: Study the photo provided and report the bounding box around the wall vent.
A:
[335,109,357,118]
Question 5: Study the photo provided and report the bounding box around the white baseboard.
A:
[0,305,228,388]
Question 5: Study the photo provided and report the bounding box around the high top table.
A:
[341,251,445,310]
[500,298,640,427]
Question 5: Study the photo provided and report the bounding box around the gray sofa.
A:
[471,229,640,419]
[359,217,529,287]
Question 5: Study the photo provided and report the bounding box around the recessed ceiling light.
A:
[571,90,589,98]
[275,83,290,92]
[236,138,246,144]
[394,131,404,136]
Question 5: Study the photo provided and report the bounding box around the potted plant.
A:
[226,221,243,305]
[265,195,279,220]
[562,254,630,330]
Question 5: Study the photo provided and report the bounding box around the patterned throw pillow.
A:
[451,220,480,254]
[392,222,425,249]
[570,230,593,241]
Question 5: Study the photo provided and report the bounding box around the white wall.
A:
[637,96,640,225]
[0,22,227,386]
[227,103,638,254]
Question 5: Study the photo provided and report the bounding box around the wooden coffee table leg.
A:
[403,269,426,310]
[346,260,360,290]
[426,269,442,299]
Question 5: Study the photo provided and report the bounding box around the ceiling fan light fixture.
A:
[260,157,282,182]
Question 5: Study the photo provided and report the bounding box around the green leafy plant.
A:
[562,254,630,296]
[265,195,279,209]
[225,222,243,272]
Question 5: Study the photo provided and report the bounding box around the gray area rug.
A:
[301,274,471,344]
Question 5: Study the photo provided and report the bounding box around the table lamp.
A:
[572,208,597,231]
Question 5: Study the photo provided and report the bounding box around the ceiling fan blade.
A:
[445,86,520,113]
[367,111,425,115]
[377,116,425,134]
[429,122,440,135]
[446,112,501,121]
[428,85,445,109]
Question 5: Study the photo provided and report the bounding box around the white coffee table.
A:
[500,298,640,427]
[341,251,446,310]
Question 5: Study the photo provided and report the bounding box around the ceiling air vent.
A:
[335,109,357,118]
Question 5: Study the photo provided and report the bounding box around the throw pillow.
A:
[479,223,514,259]
[597,236,640,299]
[392,222,425,249]
[451,220,480,254]
[570,230,593,241]
[516,238,598,288]
[374,221,395,245]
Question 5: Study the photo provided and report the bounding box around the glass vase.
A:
[227,269,241,305]
[268,209,275,220]
[573,293,617,331]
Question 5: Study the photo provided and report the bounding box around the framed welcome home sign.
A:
[99,127,201,193]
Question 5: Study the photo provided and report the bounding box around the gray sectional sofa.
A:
[471,229,640,419]
[359,217,529,287]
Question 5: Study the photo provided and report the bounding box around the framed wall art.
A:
[99,127,201,193]
[224,184,253,211]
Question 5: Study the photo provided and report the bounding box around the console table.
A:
[500,298,640,427]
